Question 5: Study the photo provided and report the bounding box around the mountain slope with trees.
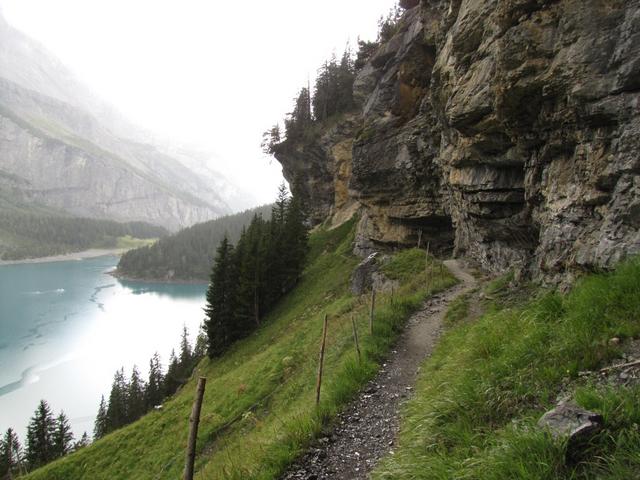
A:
[115,204,273,282]
[0,200,166,260]
[20,216,457,479]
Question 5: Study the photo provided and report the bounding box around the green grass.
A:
[373,257,640,480]
[25,217,456,479]
[115,236,157,250]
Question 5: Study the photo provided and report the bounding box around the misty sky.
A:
[0,0,397,206]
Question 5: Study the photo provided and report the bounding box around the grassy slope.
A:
[25,219,456,479]
[374,258,640,480]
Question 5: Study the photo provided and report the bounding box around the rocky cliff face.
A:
[275,0,640,282]
[0,13,239,231]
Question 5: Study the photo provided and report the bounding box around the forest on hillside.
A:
[0,211,167,260]
[116,204,273,281]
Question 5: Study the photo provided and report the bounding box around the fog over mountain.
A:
[0,11,254,231]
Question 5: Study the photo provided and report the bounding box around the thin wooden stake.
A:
[351,313,361,363]
[390,285,394,305]
[315,314,329,407]
[417,229,422,249]
[183,377,207,480]
[425,242,431,290]
[369,289,376,335]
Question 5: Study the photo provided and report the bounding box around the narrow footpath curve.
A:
[282,259,477,480]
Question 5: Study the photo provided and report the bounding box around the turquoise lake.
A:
[0,255,206,441]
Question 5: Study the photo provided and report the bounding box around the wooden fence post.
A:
[351,313,361,363]
[425,242,431,290]
[417,229,422,249]
[369,289,376,335]
[183,377,207,480]
[315,314,329,407]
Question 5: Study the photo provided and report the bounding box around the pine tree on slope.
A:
[26,400,55,469]
[94,395,108,440]
[204,236,238,357]
[52,411,74,459]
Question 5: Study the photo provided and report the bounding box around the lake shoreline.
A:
[0,248,127,266]
[108,269,209,286]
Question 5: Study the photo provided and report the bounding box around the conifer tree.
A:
[26,400,55,469]
[193,325,207,361]
[106,368,128,432]
[204,236,238,357]
[178,325,193,377]
[52,411,74,459]
[127,366,146,423]
[74,432,90,451]
[234,215,270,331]
[0,428,23,477]
[164,349,181,396]
[203,187,310,355]
[283,191,309,288]
[94,395,108,440]
[146,353,165,409]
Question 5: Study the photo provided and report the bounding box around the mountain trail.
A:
[282,259,477,480]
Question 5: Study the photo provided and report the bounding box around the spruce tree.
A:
[0,428,23,477]
[74,432,90,451]
[127,365,146,422]
[106,368,128,431]
[283,190,309,289]
[164,349,181,396]
[146,352,165,409]
[26,400,55,469]
[52,411,74,459]
[94,395,108,440]
[236,215,273,330]
[204,236,238,357]
[178,325,193,377]
[193,325,207,360]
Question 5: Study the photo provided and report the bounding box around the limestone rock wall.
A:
[275,0,640,281]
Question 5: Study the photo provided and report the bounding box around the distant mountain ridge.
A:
[0,11,246,231]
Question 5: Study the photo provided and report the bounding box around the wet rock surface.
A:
[350,253,379,295]
[281,260,476,480]
[275,0,640,283]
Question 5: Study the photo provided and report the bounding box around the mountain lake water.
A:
[0,255,207,441]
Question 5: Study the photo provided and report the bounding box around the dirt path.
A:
[282,259,477,480]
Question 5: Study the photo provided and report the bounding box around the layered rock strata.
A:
[276,0,640,282]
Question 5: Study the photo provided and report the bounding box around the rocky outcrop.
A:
[276,0,640,281]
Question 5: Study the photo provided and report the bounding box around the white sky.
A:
[0,0,397,206]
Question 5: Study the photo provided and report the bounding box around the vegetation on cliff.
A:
[375,258,640,479]
[21,217,455,479]
[116,204,272,281]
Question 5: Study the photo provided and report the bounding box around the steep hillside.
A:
[274,0,640,284]
[22,217,456,479]
[115,204,273,282]
[0,12,241,231]
[374,258,640,479]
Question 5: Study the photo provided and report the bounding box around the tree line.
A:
[0,326,204,476]
[204,185,308,357]
[261,47,356,150]
[0,211,167,260]
[117,204,273,281]
[94,326,205,439]
[0,402,90,476]
[262,3,404,151]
